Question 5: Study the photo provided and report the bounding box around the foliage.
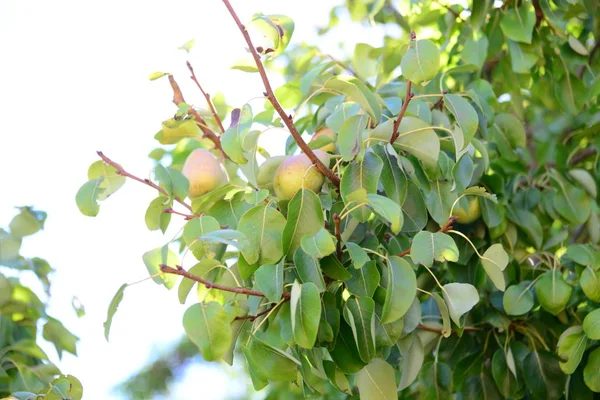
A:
[0,208,83,399]
[78,0,599,398]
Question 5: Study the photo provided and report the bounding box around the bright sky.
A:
[0,1,395,398]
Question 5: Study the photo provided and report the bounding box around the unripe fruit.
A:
[273,150,330,201]
[453,197,481,224]
[182,149,228,198]
[257,156,287,192]
[310,128,337,153]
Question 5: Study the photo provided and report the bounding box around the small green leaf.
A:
[156,118,200,144]
[238,204,286,265]
[255,260,284,303]
[250,13,295,57]
[103,283,127,341]
[283,189,325,256]
[394,117,440,173]
[149,71,168,81]
[324,76,381,121]
[503,282,534,316]
[583,309,600,340]
[301,227,337,259]
[199,229,250,252]
[356,358,397,400]
[523,351,566,399]
[500,3,535,44]
[154,164,189,200]
[432,292,452,338]
[442,282,479,326]
[144,196,171,233]
[580,267,600,302]
[345,242,370,269]
[444,94,478,147]
[481,244,509,291]
[183,302,232,361]
[381,256,416,324]
[401,39,440,85]
[142,246,180,289]
[367,194,403,234]
[293,247,326,291]
[584,347,600,392]
[411,231,459,267]
[75,179,104,217]
[557,326,587,374]
[343,296,376,363]
[320,255,352,281]
[398,333,425,390]
[178,38,195,53]
[291,281,322,349]
[535,270,572,316]
[491,349,520,398]
[347,260,380,298]
[9,208,45,238]
[463,35,489,69]
[177,259,220,304]
[338,114,367,161]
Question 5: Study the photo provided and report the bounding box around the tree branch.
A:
[186,61,225,134]
[167,75,228,158]
[570,147,597,165]
[390,80,413,144]
[234,303,283,321]
[417,323,482,334]
[221,0,340,187]
[163,207,199,220]
[96,151,194,213]
[333,213,343,261]
[161,264,291,298]
[396,216,459,257]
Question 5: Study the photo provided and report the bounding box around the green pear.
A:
[273,150,330,201]
[182,149,228,198]
[257,156,287,192]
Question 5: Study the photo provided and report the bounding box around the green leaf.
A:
[432,292,452,338]
[557,326,587,374]
[144,196,171,233]
[367,194,403,234]
[584,347,600,392]
[340,151,383,222]
[320,255,352,281]
[400,39,440,85]
[283,189,324,256]
[221,105,253,164]
[503,282,534,315]
[149,71,168,81]
[199,229,250,252]
[293,247,326,291]
[345,242,370,269]
[343,296,376,363]
[9,208,46,238]
[0,229,21,262]
[508,40,538,73]
[394,117,440,173]
[500,3,535,44]
[301,227,336,259]
[87,161,126,201]
[425,181,457,225]
[324,76,381,121]
[9,338,49,360]
[75,179,104,217]
[156,118,200,144]
[398,333,425,390]
[142,246,179,289]
[183,302,232,361]
[401,180,428,232]
[581,267,600,302]
[43,318,79,358]
[381,256,416,324]
[410,231,459,267]
[46,375,83,400]
[444,94,478,147]
[352,43,378,79]
[182,215,222,260]
[493,113,526,160]
[178,38,195,53]
[338,114,368,161]
[372,145,407,206]
[238,204,286,265]
[250,13,294,57]
[523,350,566,400]
[442,282,479,326]
[255,260,284,303]
[103,283,127,341]
[154,164,189,199]
[569,169,597,199]
[329,321,367,374]
[291,281,322,348]
[506,208,543,249]
[347,260,380,298]
[481,244,509,291]
[356,358,397,400]
[551,170,592,225]
[583,309,600,340]
[463,35,489,70]
[177,259,220,304]
[492,349,521,398]
[245,337,298,382]
[535,270,572,316]
[463,372,503,399]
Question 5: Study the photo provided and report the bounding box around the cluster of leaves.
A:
[0,208,83,399]
[77,0,600,398]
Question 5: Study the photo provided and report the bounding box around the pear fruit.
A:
[182,149,228,198]
[273,150,330,201]
[452,197,481,224]
[257,156,287,192]
[310,128,337,153]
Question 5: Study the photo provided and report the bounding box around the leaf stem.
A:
[186,61,225,133]
[390,80,413,144]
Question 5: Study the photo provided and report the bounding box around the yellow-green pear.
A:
[273,150,330,201]
[310,128,337,153]
[452,197,481,224]
[257,156,287,192]
[182,149,228,198]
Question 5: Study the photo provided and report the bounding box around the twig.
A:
[160,264,292,298]
[390,81,413,144]
[167,75,227,159]
[163,207,199,220]
[396,216,458,257]
[333,213,343,261]
[96,151,193,213]
[186,61,225,133]
[221,0,340,187]
[570,147,597,165]
[234,303,284,321]
[417,323,482,334]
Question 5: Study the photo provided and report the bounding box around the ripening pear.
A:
[452,197,481,224]
[310,128,337,153]
[182,149,228,198]
[273,150,330,201]
[257,156,287,192]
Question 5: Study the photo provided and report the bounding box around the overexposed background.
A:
[0,1,398,398]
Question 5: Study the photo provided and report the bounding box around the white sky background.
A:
[0,1,397,398]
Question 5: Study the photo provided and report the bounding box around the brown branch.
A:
[186,61,225,133]
[161,264,292,299]
[396,216,459,258]
[221,0,340,187]
[235,302,285,321]
[163,207,199,220]
[417,323,483,334]
[430,91,447,110]
[570,147,597,165]
[167,75,228,159]
[390,80,413,144]
[333,213,343,261]
[96,151,194,213]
